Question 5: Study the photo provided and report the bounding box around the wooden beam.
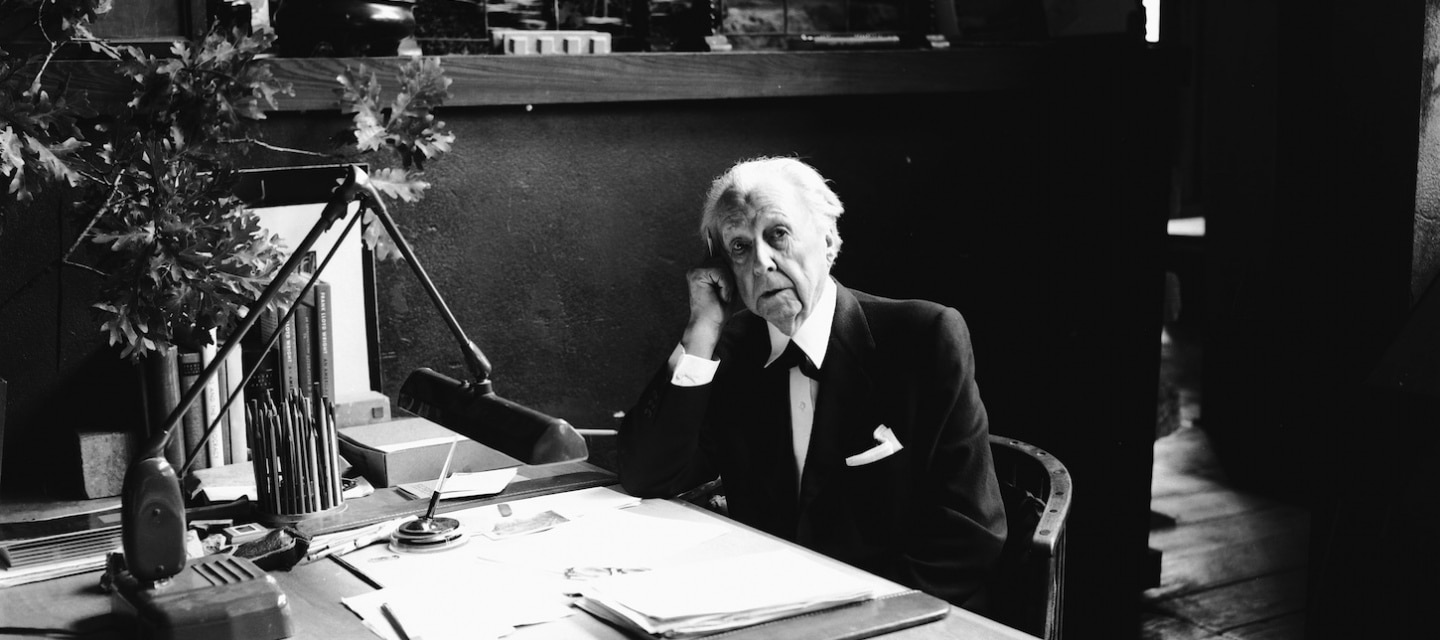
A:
[45,47,1063,112]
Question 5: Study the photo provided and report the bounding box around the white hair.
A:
[699,157,844,262]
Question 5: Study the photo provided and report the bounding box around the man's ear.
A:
[824,230,839,264]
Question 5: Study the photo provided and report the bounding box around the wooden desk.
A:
[0,465,1037,640]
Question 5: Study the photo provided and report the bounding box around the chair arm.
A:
[1029,446,1071,557]
[992,436,1072,558]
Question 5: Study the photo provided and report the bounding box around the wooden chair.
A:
[985,435,1072,640]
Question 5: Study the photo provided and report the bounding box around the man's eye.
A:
[729,240,749,255]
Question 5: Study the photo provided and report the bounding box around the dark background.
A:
[5,0,1439,638]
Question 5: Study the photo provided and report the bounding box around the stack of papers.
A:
[575,550,876,638]
[0,525,122,589]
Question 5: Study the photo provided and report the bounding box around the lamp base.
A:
[110,554,293,640]
[389,515,467,552]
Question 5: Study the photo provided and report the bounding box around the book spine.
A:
[314,280,335,403]
[224,346,248,463]
[279,308,300,398]
[216,349,233,465]
[176,347,208,469]
[200,338,226,468]
[243,305,281,404]
[295,295,315,396]
[143,343,185,470]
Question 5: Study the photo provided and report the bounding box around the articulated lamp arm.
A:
[352,180,589,465]
[120,167,368,583]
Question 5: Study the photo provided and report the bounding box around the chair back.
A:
[986,435,1072,640]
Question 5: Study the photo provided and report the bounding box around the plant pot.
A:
[272,0,418,57]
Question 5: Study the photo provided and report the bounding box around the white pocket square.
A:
[845,425,903,467]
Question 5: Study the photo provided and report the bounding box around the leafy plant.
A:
[0,0,114,206]
[2,17,458,361]
[335,57,455,260]
[0,60,94,202]
[81,27,297,357]
[89,161,289,356]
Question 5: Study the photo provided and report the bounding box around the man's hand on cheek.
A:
[683,265,734,359]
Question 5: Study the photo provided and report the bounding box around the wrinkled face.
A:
[717,188,835,336]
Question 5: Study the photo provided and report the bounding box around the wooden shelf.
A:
[48,47,1066,112]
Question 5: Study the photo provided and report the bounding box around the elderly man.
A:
[618,157,1006,608]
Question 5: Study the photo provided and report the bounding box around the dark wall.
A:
[0,45,1175,638]
[1195,0,1436,637]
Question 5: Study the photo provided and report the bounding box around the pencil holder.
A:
[247,390,347,525]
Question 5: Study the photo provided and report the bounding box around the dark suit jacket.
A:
[618,283,1007,606]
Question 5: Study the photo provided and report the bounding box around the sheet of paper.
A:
[343,586,549,640]
[469,507,731,573]
[502,485,641,520]
[396,467,518,500]
[340,552,576,634]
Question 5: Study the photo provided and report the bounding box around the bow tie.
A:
[770,341,820,379]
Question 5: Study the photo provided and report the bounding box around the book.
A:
[335,417,522,488]
[176,347,208,469]
[312,279,336,403]
[141,343,185,470]
[217,352,233,465]
[295,295,315,396]
[278,307,300,398]
[200,337,226,469]
[242,305,282,404]
[575,550,876,639]
[223,346,248,463]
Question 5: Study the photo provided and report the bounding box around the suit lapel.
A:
[798,284,877,509]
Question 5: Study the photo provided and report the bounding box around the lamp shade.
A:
[397,368,589,466]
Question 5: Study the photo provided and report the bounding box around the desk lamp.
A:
[115,166,589,638]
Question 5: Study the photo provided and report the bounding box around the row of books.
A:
[139,280,335,471]
[140,341,244,471]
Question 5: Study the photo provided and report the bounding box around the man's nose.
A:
[752,242,778,274]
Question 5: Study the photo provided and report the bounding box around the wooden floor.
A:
[1140,328,1309,640]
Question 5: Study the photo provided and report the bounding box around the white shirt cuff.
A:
[668,343,719,387]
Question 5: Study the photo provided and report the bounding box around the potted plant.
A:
[2,12,456,492]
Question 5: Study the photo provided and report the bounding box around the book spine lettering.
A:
[314,280,335,403]
[279,309,300,398]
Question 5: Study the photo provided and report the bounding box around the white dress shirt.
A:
[669,277,837,477]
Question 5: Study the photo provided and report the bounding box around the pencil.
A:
[327,398,342,504]
[306,394,324,516]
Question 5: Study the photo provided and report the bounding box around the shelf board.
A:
[46,47,1064,112]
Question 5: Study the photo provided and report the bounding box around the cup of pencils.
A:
[246,389,346,524]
